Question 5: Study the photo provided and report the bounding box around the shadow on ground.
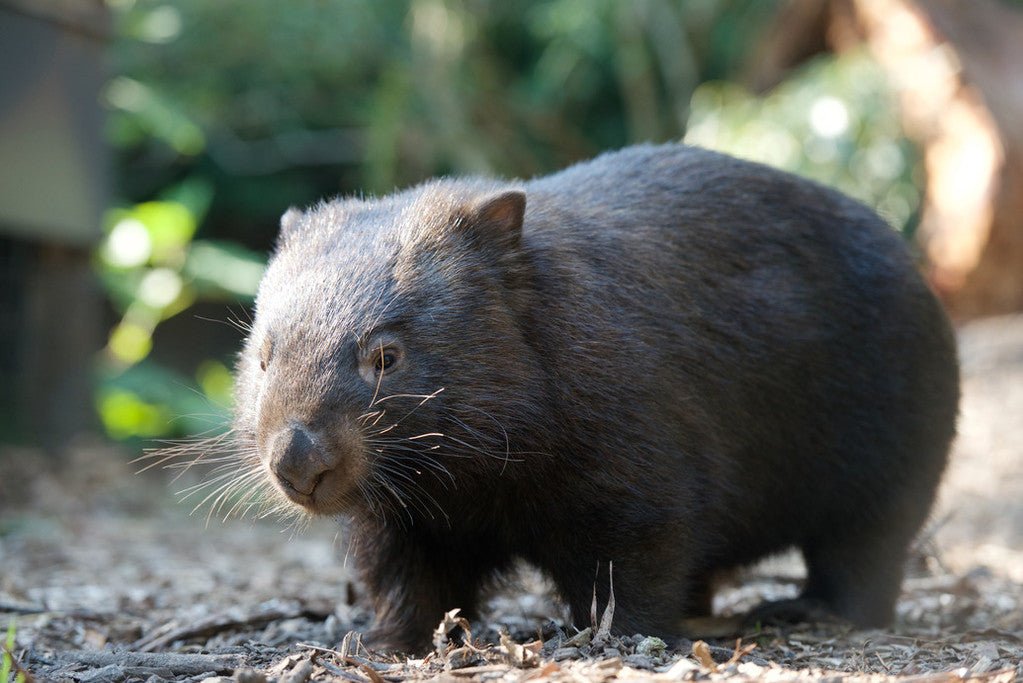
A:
[2,316,1022,682]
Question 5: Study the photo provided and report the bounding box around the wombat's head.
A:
[233,181,542,523]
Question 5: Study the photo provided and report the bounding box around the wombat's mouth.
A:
[265,423,364,516]
[275,472,321,506]
[272,465,357,516]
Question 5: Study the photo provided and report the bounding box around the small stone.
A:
[553,647,580,661]
[636,636,667,657]
[284,660,313,683]
[623,654,655,670]
[564,627,592,647]
[235,668,267,683]
[657,658,699,676]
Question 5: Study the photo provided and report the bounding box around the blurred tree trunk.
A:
[750,0,1023,321]
[910,0,1023,319]
[0,3,108,452]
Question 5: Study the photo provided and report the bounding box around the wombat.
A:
[233,144,959,652]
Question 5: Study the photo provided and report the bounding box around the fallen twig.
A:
[0,602,45,616]
[53,650,243,675]
[132,600,330,651]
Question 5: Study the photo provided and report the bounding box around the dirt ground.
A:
[2,315,1022,682]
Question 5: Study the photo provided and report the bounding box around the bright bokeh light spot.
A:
[140,5,183,43]
[137,268,183,309]
[104,218,152,268]
[133,201,197,263]
[197,360,235,408]
[104,77,147,112]
[804,137,838,164]
[809,96,850,138]
[98,389,169,440]
[865,141,904,180]
[740,123,799,168]
[109,320,153,365]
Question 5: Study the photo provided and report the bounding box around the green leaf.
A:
[2,619,15,683]
[197,360,235,409]
[96,361,232,441]
[184,240,266,300]
[132,201,198,265]
[97,388,173,440]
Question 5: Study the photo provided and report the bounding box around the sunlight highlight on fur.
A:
[139,378,538,537]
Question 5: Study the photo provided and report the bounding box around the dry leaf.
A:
[692,640,716,671]
[533,661,562,678]
[591,561,616,648]
[499,631,539,668]
[725,638,757,667]
[432,608,472,657]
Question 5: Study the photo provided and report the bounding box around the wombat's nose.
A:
[269,424,331,496]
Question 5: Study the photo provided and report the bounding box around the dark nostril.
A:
[269,424,331,496]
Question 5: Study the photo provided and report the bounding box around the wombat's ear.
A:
[465,190,526,250]
[279,207,304,239]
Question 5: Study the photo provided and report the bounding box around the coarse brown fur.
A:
[231,144,959,652]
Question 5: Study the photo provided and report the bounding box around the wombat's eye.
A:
[359,339,403,384]
[375,350,397,374]
[260,337,274,372]
[371,346,401,377]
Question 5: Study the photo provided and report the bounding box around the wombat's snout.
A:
[268,424,334,500]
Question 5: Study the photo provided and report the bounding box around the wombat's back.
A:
[516,145,957,628]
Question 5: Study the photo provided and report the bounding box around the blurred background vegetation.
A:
[96,0,921,444]
[5,0,1023,451]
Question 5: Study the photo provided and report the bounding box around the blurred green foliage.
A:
[2,620,26,683]
[95,175,259,439]
[686,51,921,236]
[97,0,921,442]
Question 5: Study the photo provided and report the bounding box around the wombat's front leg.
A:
[545,547,712,641]
[356,530,498,653]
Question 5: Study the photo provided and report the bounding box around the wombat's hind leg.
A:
[805,536,909,627]
[748,527,912,629]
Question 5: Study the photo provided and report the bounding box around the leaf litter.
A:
[3,316,1023,682]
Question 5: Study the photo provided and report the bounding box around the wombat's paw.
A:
[362,627,427,656]
[741,597,842,630]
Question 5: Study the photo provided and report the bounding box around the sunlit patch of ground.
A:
[2,316,1022,681]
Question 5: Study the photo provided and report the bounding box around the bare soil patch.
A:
[3,316,1022,682]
